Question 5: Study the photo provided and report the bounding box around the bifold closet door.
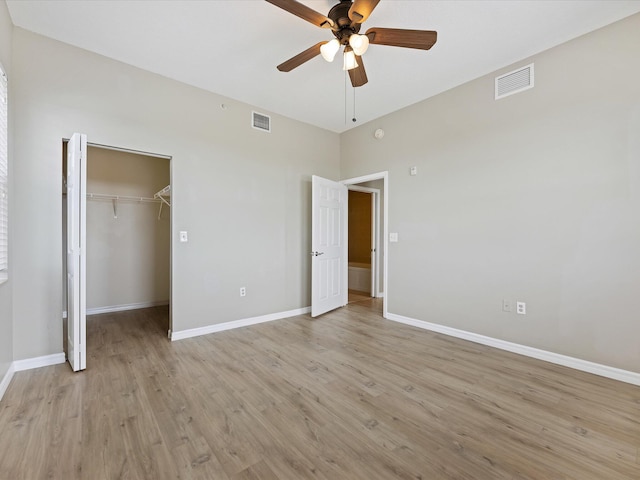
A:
[66,132,87,372]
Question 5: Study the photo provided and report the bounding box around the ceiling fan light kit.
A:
[320,39,340,62]
[343,46,359,71]
[266,0,437,87]
[349,33,369,56]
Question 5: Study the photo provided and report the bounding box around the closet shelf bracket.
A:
[154,185,171,220]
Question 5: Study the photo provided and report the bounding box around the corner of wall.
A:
[0,361,15,402]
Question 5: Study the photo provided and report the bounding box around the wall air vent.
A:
[495,63,534,100]
[252,111,271,133]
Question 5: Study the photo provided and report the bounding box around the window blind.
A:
[0,65,7,276]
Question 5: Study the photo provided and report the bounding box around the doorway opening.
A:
[62,140,172,368]
[347,186,380,303]
[342,172,388,318]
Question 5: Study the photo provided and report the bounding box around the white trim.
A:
[386,312,640,387]
[62,300,169,318]
[87,300,169,316]
[171,307,311,341]
[341,171,387,185]
[13,353,66,372]
[346,185,377,194]
[0,362,15,402]
[86,141,172,160]
[376,291,384,298]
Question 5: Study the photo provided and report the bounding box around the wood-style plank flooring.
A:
[1,299,639,479]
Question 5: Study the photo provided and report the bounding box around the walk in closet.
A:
[85,146,170,315]
[63,145,170,326]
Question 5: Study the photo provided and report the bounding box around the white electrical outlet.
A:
[179,231,188,242]
[502,300,511,312]
[517,301,526,315]
[240,287,246,297]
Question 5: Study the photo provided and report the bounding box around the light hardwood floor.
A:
[1,300,639,479]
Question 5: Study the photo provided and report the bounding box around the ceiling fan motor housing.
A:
[329,1,362,44]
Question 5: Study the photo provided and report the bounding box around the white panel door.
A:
[66,133,87,371]
[311,175,347,317]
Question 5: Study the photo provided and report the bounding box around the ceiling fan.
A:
[265,0,438,87]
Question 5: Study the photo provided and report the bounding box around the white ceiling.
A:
[6,0,640,133]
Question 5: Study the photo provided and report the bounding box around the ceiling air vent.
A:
[252,111,271,133]
[495,63,534,100]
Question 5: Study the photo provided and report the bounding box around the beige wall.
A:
[6,6,640,379]
[85,147,170,311]
[0,0,12,379]
[11,27,339,360]
[341,13,640,373]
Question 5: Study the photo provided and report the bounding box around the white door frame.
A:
[347,185,380,298]
[341,171,388,319]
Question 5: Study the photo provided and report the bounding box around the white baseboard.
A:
[386,312,640,387]
[171,307,311,341]
[376,291,385,298]
[87,300,169,316]
[0,363,15,402]
[62,300,170,319]
[1,354,66,402]
[13,353,66,372]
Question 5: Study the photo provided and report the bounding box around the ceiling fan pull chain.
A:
[344,69,348,125]
[353,85,357,123]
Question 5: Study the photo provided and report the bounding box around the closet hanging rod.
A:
[86,192,160,203]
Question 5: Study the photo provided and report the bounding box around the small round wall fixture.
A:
[374,128,385,140]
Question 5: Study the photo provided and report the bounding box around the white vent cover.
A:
[252,111,271,133]
[495,63,534,100]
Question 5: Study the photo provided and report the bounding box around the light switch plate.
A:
[179,231,188,242]
[390,232,399,243]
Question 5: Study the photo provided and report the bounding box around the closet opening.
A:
[62,141,172,364]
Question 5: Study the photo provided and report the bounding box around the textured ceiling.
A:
[7,0,640,132]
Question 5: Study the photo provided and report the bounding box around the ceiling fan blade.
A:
[349,0,380,24]
[277,42,326,72]
[266,0,334,28]
[349,56,368,87]
[366,28,438,50]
